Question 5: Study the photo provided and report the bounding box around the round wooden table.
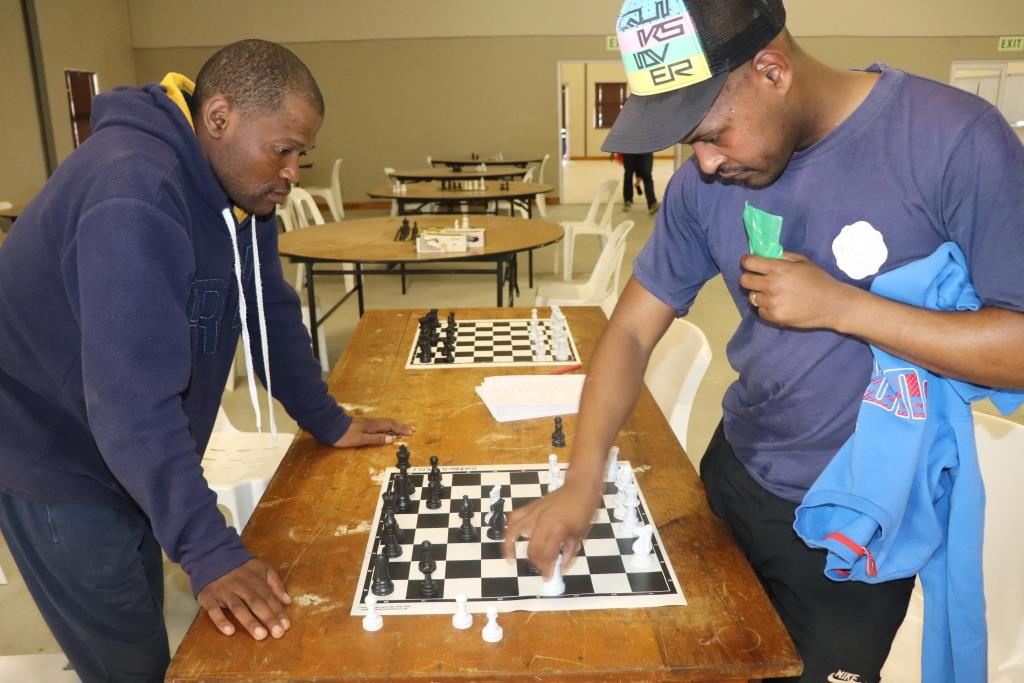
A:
[366,181,553,218]
[278,215,564,359]
[389,167,527,182]
[431,156,543,169]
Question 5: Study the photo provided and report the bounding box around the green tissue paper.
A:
[742,202,784,259]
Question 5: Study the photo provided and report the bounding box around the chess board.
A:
[406,318,582,369]
[351,463,686,616]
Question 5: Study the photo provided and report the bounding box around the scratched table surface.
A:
[167,307,801,682]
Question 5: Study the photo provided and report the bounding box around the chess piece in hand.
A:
[501,475,602,580]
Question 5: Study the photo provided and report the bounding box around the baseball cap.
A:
[603,0,786,154]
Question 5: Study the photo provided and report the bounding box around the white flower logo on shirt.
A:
[832,221,888,280]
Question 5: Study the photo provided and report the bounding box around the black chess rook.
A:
[371,553,394,596]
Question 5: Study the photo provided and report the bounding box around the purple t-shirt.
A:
[633,64,1024,502]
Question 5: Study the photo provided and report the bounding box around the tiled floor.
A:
[2,168,1020,679]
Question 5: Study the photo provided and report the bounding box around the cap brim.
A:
[602,72,728,154]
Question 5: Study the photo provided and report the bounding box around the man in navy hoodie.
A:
[0,40,412,681]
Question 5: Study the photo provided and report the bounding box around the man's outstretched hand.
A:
[334,416,415,448]
[197,558,291,640]
[502,479,601,580]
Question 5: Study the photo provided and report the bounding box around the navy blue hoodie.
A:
[0,79,351,594]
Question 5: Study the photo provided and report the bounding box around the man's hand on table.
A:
[502,477,602,580]
[197,558,291,640]
[334,416,415,448]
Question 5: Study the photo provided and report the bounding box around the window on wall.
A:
[594,82,627,129]
[950,61,1024,130]
[65,69,98,148]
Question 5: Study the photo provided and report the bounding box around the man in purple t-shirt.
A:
[505,1,1024,681]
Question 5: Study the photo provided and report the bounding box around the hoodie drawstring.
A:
[221,209,277,441]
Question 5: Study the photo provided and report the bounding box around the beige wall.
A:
[0,0,48,205]
[34,0,137,164]
[135,32,1022,204]
[5,2,1023,206]
[135,36,616,205]
[127,0,1024,45]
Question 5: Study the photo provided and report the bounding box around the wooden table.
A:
[0,204,24,222]
[432,156,543,170]
[390,167,528,182]
[278,217,563,357]
[367,181,553,219]
[167,306,801,682]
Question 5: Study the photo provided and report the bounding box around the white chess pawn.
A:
[482,605,503,643]
[547,453,561,492]
[362,594,383,632]
[630,524,656,570]
[452,593,473,630]
[606,446,620,481]
[541,554,565,596]
[621,483,641,536]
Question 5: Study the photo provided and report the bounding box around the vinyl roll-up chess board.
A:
[351,463,686,616]
[405,319,582,369]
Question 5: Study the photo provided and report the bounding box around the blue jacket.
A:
[794,243,1024,682]
[0,80,351,594]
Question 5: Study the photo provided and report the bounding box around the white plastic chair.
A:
[559,178,621,280]
[534,153,550,218]
[282,187,333,372]
[202,407,295,531]
[881,411,1024,683]
[303,158,344,222]
[642,320,711,458]
[383,167,399,216]
[535,220,633,307]
[275,196,298,233]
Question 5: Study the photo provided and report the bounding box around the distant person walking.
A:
[621,152,658,214]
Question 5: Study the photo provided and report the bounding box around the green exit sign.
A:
[998,36,1024,52]
[606,36,619,51]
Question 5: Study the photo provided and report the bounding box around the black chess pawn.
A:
[551,416,566,448]
[371,553,394,596]
[411,222,419,240]
[428,455,442,485]
[486,498,507,541]
[457,495,477,542]
[425,478,442,510]
[418,541,439,598]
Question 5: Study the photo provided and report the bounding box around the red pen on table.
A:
[550,363,583,375]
